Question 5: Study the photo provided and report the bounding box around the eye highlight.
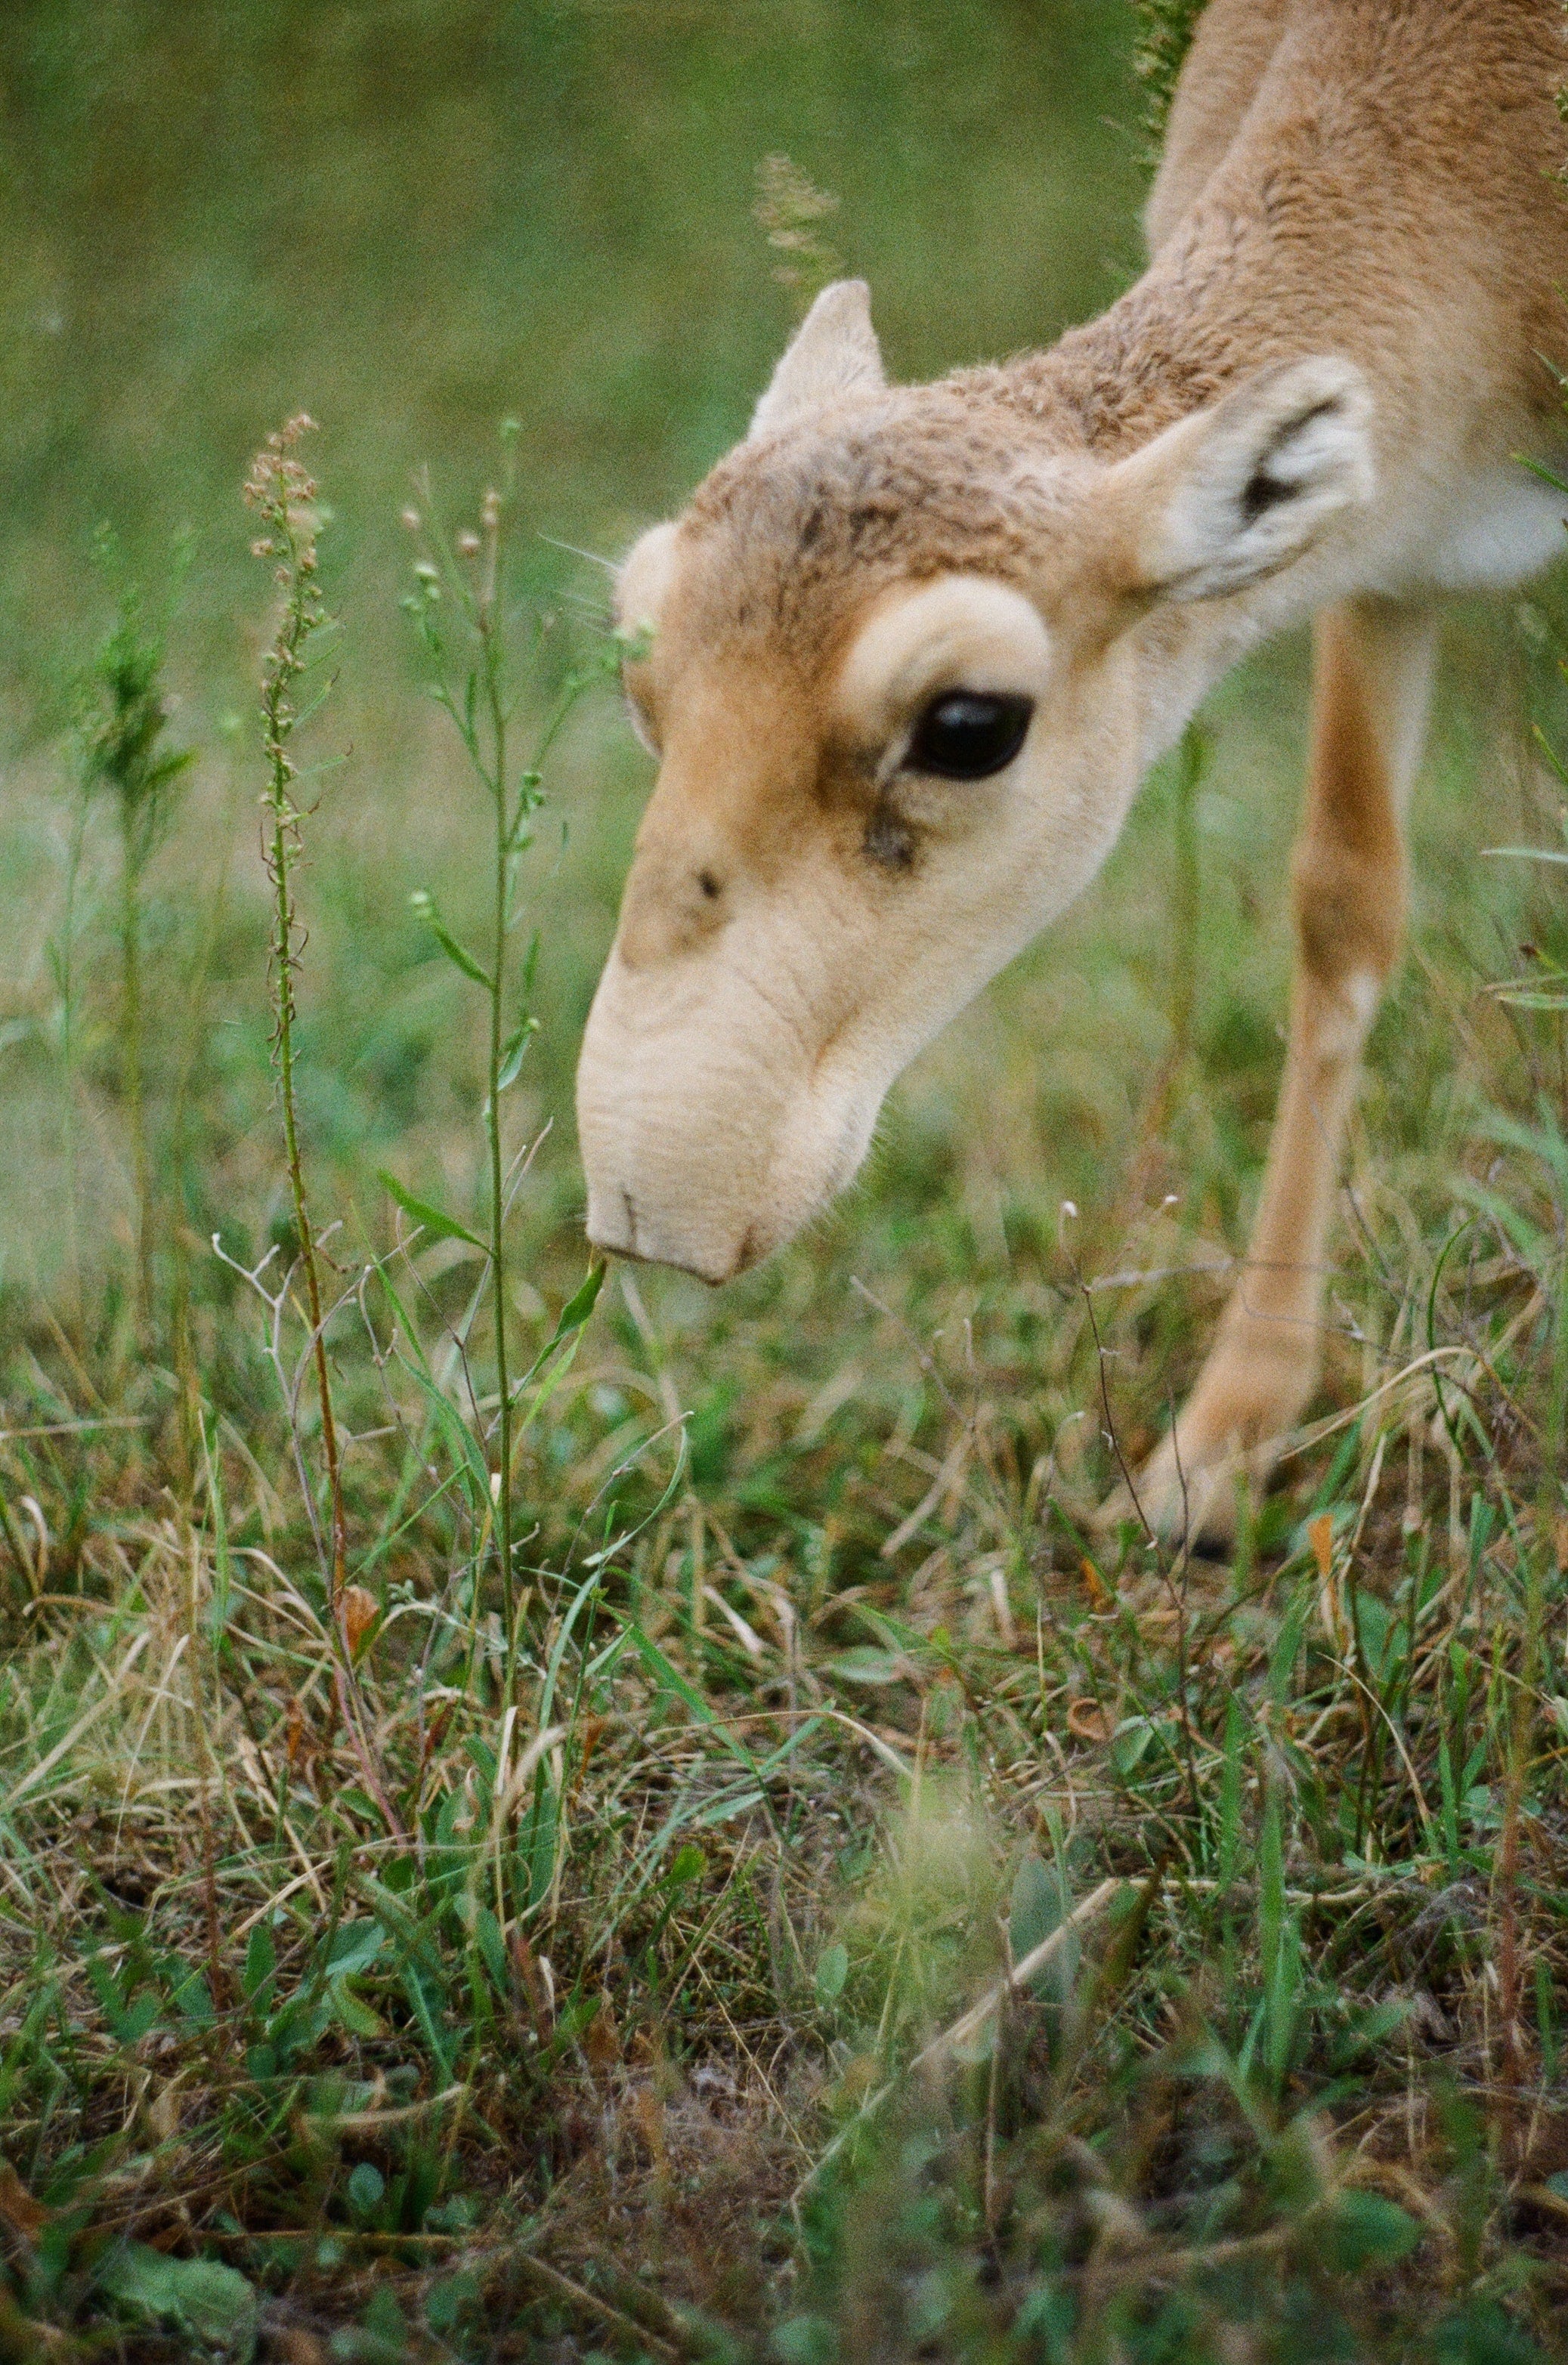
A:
[905,691,1034,781]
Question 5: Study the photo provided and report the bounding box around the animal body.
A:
[576,0,1568,1537]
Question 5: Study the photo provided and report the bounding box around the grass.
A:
[1130,2,1209,148]
[3,5,1568,2360]
[2,490,1567,2365]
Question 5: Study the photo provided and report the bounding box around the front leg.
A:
[1107,598,1438,1544]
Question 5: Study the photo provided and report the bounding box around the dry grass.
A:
[3,350,1568,2365]
[5,883,1568,2361]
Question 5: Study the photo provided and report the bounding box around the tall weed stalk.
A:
[77,557,193,1334]
[395,442,605,1678]
[243,413,347,1608]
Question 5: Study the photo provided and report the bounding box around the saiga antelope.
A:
[576,0,1568,1538]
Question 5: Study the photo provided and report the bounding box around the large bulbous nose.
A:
[580,1176,753,1286]
[575,947,773,1284]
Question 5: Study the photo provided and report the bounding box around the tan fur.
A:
[577,0,1568,1539]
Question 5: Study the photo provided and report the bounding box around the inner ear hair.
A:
[1239,398,1346,523]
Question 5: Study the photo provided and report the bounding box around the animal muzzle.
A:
[575,948,874,1285]
[580,1179,757,1287]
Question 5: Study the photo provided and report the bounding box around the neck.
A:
[958,226,1344,468]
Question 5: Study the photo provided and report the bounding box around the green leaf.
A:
[534,1565,603,1739]
[388,1331,493,1513]
[357,2289,410,2360]
[1009,1852,1056,1962]
[474,1904,509,1996]
[410,887,492,986]
[379,1171,485,1252]
[116,1992,160,2047]
[346,2160,386,2222]
[664,1842,706,1890]
[1010,1852,1077,2007]
[1494,988,1568,1011]
[242,1924,276,2005]
[1517,453,1568,497]
[329,1977,387,2039]
[1326,2189,1422,2271]
[690,1785,764,1829]
[1010,1852,1068,1965]
[98,2246,258,2360]
[334,1785,382,1826]
[326,1919,385,1976]
[169,1968,215,2028]
[815,1942,849,2004]
[512,1261,606,1395]
[425,2271,481,2338]
[204,1417,233,1642]
[554,1991,602,2045]
[772,2316,837,2365]
[1529,721,1568,793]
[824,1646,908,1686]
[1331,1996,1409,2064]
[495,1017,538,1092]
[555,1259,605,1334]
[1110,1716,1156,1773]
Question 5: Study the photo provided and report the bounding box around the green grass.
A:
[1131,1,1209,147]
[3,5,1568,2360]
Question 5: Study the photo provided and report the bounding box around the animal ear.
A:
[749,279,886,439]
[615,521,682,640]
[1103,357,1375,602]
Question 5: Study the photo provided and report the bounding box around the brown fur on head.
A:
[577,279,1375,1281]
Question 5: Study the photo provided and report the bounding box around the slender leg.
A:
[1113,596,1439,1543]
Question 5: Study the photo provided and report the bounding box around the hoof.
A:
[1093,1409,1305,1548]
[1094,1435,1251,1548]
[1091,1349,1315,1550]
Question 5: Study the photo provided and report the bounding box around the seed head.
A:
[244,413,322,573]
[753,153,842,293]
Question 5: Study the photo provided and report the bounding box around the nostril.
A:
[697,868,722,901]
[620,1187,639,1254]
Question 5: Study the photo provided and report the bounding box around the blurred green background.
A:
[0,0,1143,700]
[0,0,1557,1419]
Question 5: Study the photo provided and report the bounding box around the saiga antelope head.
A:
[577,281,1373,1282]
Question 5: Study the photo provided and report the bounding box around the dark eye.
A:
[905,691,1034,781]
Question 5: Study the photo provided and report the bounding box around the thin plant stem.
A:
[54,792,91,1333]
[76,568,193,1344]
[118,800,152,1330]
[245,413,347,1611]
[268,747,344,1603]
[168,762,242,1487]
[478,487,515,1648]
[400,449,589,1689]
